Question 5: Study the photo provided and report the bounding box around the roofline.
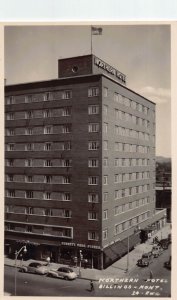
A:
[5,73,155,105]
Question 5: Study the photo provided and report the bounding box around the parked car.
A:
[48,267,77,280]
[151,245,163,258]
[19,262,49,275]
[159,238,170,250]
[137,252,153,267]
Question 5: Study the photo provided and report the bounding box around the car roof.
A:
[58,267,73,272]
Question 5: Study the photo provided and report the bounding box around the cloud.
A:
[137,86,171,104]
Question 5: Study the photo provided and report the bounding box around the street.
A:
[4,245,171,297]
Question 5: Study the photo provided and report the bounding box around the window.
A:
[88,231,99,241]
[26,191,33,199]
[44,160,53,167]
[103,175,108,185]
[7,175,13,182]
[103,87,108,97]
[88,159,99,167]
[25,111,33,119]
[44,175,52,183]
[103,105,108,115]
[103,123,108,133]
[6,159,14,166]
[62,90,72,99]
[44,143,52,151]
[26,143,34,151]
[88,211,98,220]
[7,190,15,197]
[25,159,33,167]
[103,192,108,202]
[44,192,51,200]
[7,113,14,120]
[7,129,14,136]
[62,124,71,133]
[62,107,71,116]
[88,87,99,97]
[25,95,33,103]
[114,92,119,103]
[103,157,108,167]
[26,128,33,135]
[26,176,33,183]
[88,176,99,185]
[88,123,99,133]
[43,110,52,118]
[103,210,108,220]
[88,193,99,203]
[114,174,119,183]
[44,126,53,134]
[103,229,108,240]
[103,140,108,150]
[8,144,15,151]
[88,105,99,115]
[88,141,99,150]
[60,176,71,184]
[6,96,15,105]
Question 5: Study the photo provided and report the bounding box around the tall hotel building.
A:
[5,55,166,269]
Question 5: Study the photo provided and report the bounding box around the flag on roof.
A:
[91,26,103,35]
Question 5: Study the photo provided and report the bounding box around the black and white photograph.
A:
[4,24,171,297]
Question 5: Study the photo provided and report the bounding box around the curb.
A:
[4,263,98,281]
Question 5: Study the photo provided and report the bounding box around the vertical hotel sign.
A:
[94,56,126,84]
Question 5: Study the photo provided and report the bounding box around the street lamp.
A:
[79,250,83,278]
[14,245,27,296]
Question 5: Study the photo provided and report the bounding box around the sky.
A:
[4,25,171,158]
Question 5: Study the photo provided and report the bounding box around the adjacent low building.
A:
[5,54,167,269]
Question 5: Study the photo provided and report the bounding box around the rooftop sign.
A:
[94,56,126,84]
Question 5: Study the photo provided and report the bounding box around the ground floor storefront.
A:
[5,210,167,270]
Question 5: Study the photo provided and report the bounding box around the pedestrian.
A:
[90,280,94,292]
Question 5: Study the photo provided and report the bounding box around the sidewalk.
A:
[4,223,171,281]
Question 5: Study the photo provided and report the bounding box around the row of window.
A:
[6,141,153,153]
[6,124,72,136]
[114,142,150,154]
[5,222,73,238]
[6,88,152,122]
[114,109,150,129]
[113,92,150,116]
[6,107,72,120]
[114,185,153,200]
[103,88,149,113]
[114,172,151,183]
[6,105,100,120]
[6,87,99,106]
[5,221,100,241]
[5,205,71,217]
[114,125,150,141]
[5,189,155,203]
[6,141,71,151]
[114,211,150,236]
[8,174,152,186]
[6,175,71,184]
[114,157,153,167]
[6,190,71,200]
[114,197,151,216]
[5,205,100,221]
[6,157,154,168]
[6,90,72,105]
